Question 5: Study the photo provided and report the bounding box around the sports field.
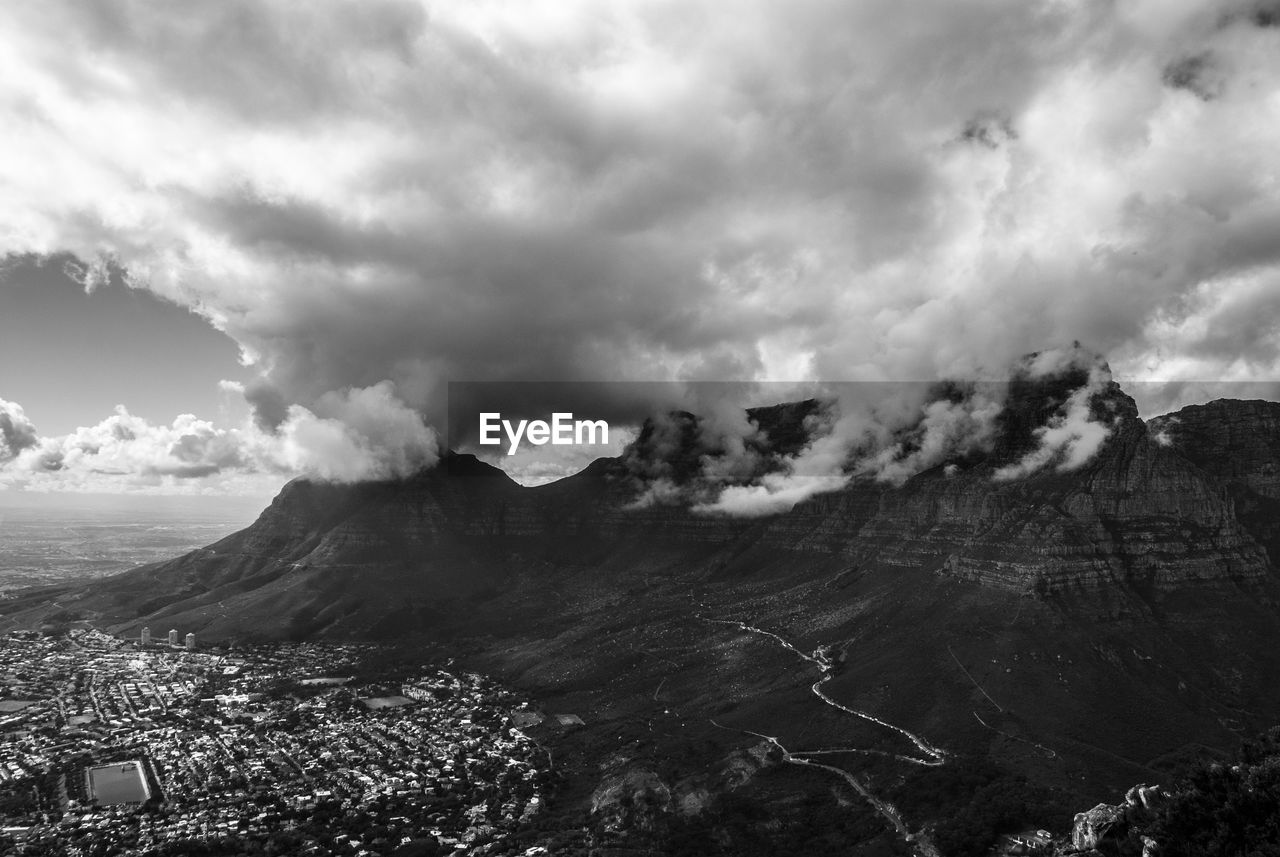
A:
[87,761,151,805]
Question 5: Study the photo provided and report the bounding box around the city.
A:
[0,629,553,856]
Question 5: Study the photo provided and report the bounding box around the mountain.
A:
[5,371,1280,854]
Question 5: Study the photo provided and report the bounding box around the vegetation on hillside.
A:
[1143,727,1280,857]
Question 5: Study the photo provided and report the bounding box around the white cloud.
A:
[693,473,848,518]
[0,383,436,494]
[270,382,439,482]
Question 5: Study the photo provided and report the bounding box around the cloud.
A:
[992,349,1117,481]
[683,384,996,517]
[855,388,1005,486]
[0,398,39,461]
[0,383,436,493]
[693,473,849,519]
[3,1,1280,491]
[673,345,1120,516]
[271,382,439,482]
[1150,419,1177,448]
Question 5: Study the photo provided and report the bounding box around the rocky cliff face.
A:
[1148,399,1280,500]
[933,417,1270,593]
[1149,398,1280,569]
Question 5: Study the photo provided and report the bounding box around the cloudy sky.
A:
[2,0,1280,496]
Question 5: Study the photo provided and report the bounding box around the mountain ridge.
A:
[4,381,1279,637]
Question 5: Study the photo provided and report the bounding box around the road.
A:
[699,610,946,765]
[699,604,946,857]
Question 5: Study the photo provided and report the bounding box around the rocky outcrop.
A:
[1067,785,1167,856]
[589,742,776,836]
[586,736,773,839]
[718,741,775,790]
[590,766,673,835]
[1072,802,1126,852]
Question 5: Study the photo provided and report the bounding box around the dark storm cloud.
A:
[241,378,290,433]
[1162,52,1225,100]
[2,0,1280,493]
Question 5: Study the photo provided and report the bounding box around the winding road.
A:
[699,605,946,856]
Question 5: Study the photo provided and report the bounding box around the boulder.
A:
[1072,803,1127,852]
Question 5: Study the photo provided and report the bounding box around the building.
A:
[140,627,150,646]
[168,629,179,646]
[185,632,195,651]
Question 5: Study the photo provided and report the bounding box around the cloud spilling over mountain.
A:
[0,347,1115,497]
[992,350,1117,481]
[0,382,436,493]
[627,345,1119,517]
[269,383,439,482]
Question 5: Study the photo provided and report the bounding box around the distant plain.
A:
[0,492,269,592]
